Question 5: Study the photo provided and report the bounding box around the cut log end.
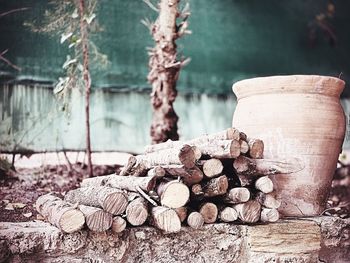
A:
[151,206,181,233]
[225,187,251,204]
[158,181,190,209]
[261,208,280,222]
[234,200,261,223]
[175,207,188,222]
[226,127,241,141]
[178,145,196,168]
[86,210,113,232]
[219,207,238,222]
[202,175,228,197]
[255,176,274,194]
[103,192,128,215]
[60,209,86,234]
[187,211,204,229]
[229,139,241,158]
[202,159,223,178]
[239,140,249,154]
[248,139,264,159]
[126,198,148,226]
[111,216,127,233]
[199,202,218,224]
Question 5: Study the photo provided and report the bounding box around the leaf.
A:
[60,32,73,44]
[23,212,32,218]
[62,55,77,69]
[85,13,96,24]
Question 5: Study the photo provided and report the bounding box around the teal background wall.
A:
[1,0,350,152]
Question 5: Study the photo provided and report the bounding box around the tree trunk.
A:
[78,0,92,177]
[148,0,181,144]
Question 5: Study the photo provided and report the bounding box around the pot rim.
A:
[232,75,345,100]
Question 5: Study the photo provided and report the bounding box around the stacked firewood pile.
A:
[36,128,300,234]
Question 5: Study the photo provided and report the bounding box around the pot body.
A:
[232,75,346,217]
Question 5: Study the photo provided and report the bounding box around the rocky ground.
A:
[0,153,349,222]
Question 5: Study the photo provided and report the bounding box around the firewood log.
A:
[162,165,203,185]
[219,206,238,222]
[126,197,148,226]
[191,184,204,197]
[150,206,181,233]
[36,194,85,233]
[187,211,204,229]
[255,176,274,194]
[157,180,190,208]
[255,192,281,209]
[196,140,241,159]
[119,156,138,176]
[201,175,228,197]
[248,138,264,159]
[147,166,166,178]
[111,216,127,233]
[144,128,241,153]
[223,187,250,204]
[136,144,197,169]
[81,174,159,192]
[239,140,249,154]
[233,156,304,176]
[234,200,261,223]
[199,159,224,178]
[175,207,188,222]
[199,202,218,224]
[78,205,112,232]
[239,131,247,141]
[64,186,128,215]
[260,208,279,222]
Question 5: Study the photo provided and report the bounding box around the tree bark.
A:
[36,194,85,233]
[148,0,181,144]
[223,187,251,204]
[64,186,128,215]
[78,0,92,177]
[78,204,112,232]
[174,206,187,222]
[201,175,228,197]
[163,165,203,185]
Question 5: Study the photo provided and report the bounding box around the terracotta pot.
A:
[232,75,346,217]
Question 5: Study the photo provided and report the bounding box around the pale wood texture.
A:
[255,176,274,194]
[224,187,250,204]
[248,139,264,159]
[126,197,148,226]
[64,186,128,215]
[200,159,223,178]
[239,140,249,154]
[219,207,238,222]
[234,200,261,223]
[145,128,241,153]
[157,181,189,208]
[187,211,204,229]
[150,206,181,233]
[174,207,188,222]
[111,216,127,233]
[137,144,196,169]
[201,175,228,197]
[147,166,166,178]
[78,205,112,232]
[256,192,281,209]
[199,202,218,224]
[81,174,158,192]
[196,140,240,159]
[163,165,203,185]
[36,194,85,233]
[260,208,279,222]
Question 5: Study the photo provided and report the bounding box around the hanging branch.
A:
[145,0,191,144]
[78,0,93,177]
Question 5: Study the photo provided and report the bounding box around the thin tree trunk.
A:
[78,0,93,177]
[148,0,181,144]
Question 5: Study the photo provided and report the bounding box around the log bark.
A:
[64,186,128,215]
[219,207,238,222]
[145,128,241,153]
[119,156,137,176]
[199,159,223,178]
[234,200,261,223]
[148,0,181,144]
[248,139,264,159]
[199,202,218,224]
[137,144,196,169]
[260,208,279,222]
[187,211,204,229]
[201,175,228,197]
[196,140,240,159]
[223,187,250,204]
[111,216,127,233]
[157,180,190,208]
[150,206,181,233]
[163,165,203,185]
[174,207,187,222]
[255,192,281,209]
[81,174,158,192]
[239,140,249,154]
[78,205,112,232]
[147,166,166,178]
[126,197,149,226]
[36,194,85,233]
[255,176,274,194]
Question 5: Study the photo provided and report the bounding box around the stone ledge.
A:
[0,217,349,263]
